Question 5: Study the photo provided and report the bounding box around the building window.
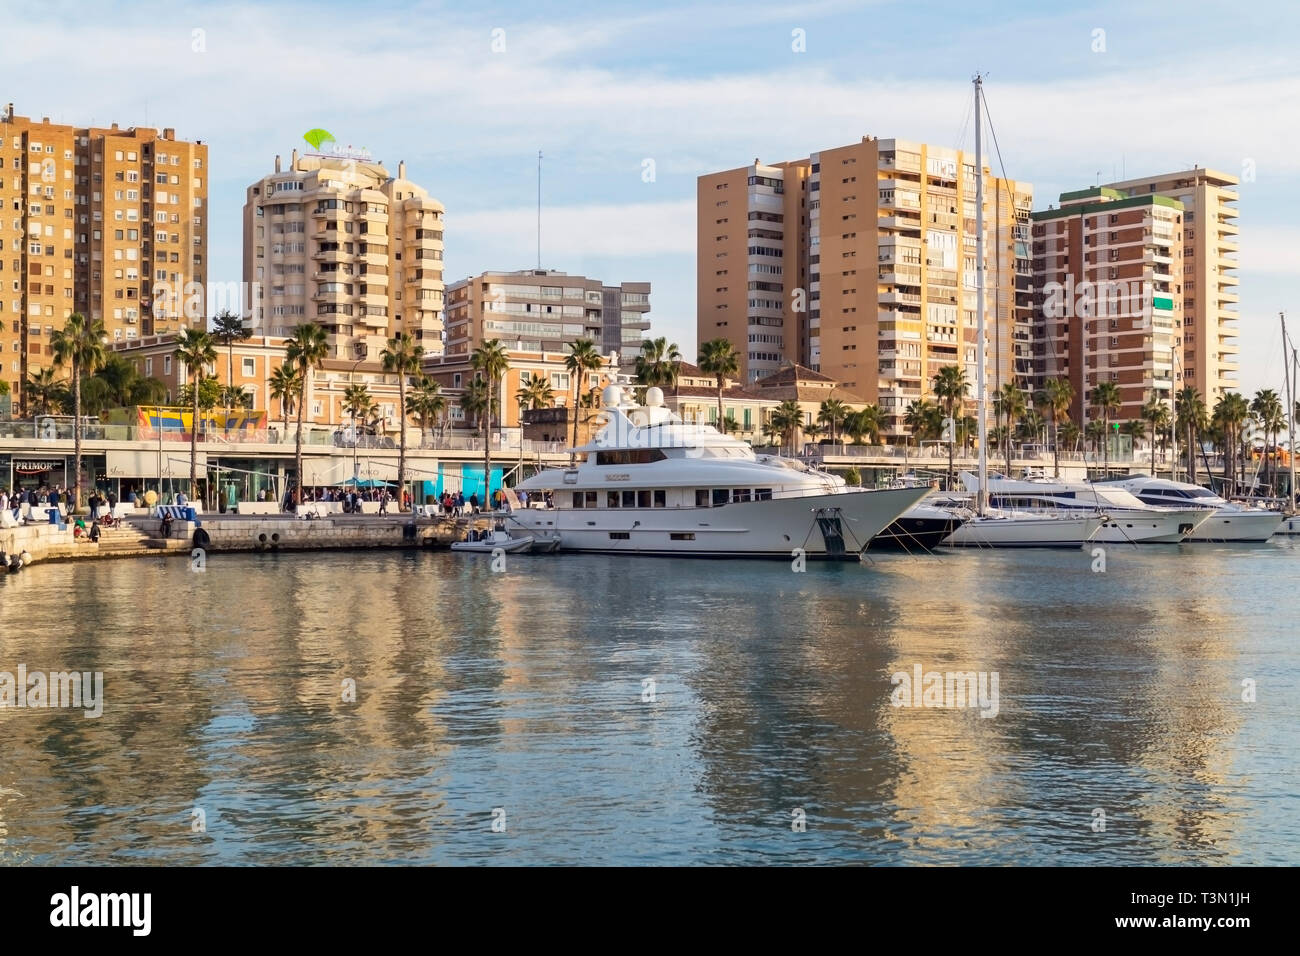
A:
[242,358,256,376]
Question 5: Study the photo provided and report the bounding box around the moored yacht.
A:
[509,386,930,558]
[960,472,1214,543]
[1100,475,1284,542]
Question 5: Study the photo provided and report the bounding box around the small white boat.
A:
[943,509,1104,548]
[450,529,535,554]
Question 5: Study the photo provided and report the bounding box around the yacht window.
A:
[695,489,710,507]
[638,490,652,508]
[609,531,630,540]
[712,489,729,507]
[733,489,751,503]
[621,490,636,508]
[653,490,666,508]
[596,449,668,465]
[571,492,584,509]
[607,491,620,508]
[755,488,773,500]
[670,533,695,541]
[584,491,597,507]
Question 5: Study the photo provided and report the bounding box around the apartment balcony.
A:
[311,205,348,221]
[1142,250,1173,266]
[1218,290,1240,304]
[879,291,922,306]
[357,250,387,268]
[311,247,354,264]
[878,214,922,231]
[358,290,389,307]
[312,270,355,281]
[356,270,389,287]
[359,209,389,226]
[878,269,922,285]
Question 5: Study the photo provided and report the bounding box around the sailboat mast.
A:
[1284,312,1297,512]
[974,75,988,513]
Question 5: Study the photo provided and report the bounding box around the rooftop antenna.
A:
[536,150,542,272]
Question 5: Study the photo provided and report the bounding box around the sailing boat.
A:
[942,76,1103,548]
[1274,312,1300,535]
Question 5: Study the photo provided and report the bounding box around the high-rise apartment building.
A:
[243,150,445,363]
[1031,188,1185,424]
[0,105,207,411]
[444,269,649,360]
[1093,169,1239,403]
[698,137,1029,437]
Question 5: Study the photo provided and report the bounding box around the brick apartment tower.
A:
[0,105,207,413]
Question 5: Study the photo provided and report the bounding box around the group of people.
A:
[281,485,407,514]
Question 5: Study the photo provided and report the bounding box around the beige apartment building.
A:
[1094,169,1239,402]
[1031,188,1185,424]
[243,150,445,365]
[698,137,1030,439]
[444,269,650,360]
[0,105,207,412]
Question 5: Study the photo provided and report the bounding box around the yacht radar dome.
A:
[644,387,664,407]
[601,384,623,408]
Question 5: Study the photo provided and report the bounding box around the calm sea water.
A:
[1,540,1297,865]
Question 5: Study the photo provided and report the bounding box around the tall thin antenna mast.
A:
[536,150,542,271]
[974,74,988,514]
[1283,312,1296,513]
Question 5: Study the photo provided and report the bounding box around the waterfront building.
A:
[242,151,445,364]
[444,269,650,359]
[659,361,778,445]
[0,105,208,410]
[1031,188,1185,424]
[696,138,1031,439]
[1090,168,1239,403]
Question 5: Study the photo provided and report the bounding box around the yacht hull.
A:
[1091,508,1214,544]
[1184,510,1284,542]
[869,513,964,552]
[942,514,1102,548]
[507,486,930,558]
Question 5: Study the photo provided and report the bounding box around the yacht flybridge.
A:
[509,385,929,558]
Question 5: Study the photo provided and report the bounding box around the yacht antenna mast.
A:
[1284,312,1297,513]
[974,74,988,515]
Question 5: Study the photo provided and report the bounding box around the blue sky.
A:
[7,0,1299,395]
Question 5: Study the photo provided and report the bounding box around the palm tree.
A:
[1089,381,1122,475]
[844,405,882,445]
[996,382,1026,476]
[211,310,250,415]
[769,399,803,455]
[516,373,554,413]
[931,364,969,489]
[1176,386,1207,483]
[342,382,373,440]
[381,332,424,508]
[697,339,740,434]
[268,364,300,440]
[1141,395,1170,466]
[1085,419,1107,456]
[1058,420,1082,454]
[818,398,848,445]
[25,367,65,416]
[410,375,447,445]
[50,313,107,510]
[284,323,329,505]
[1213,392,1251,497]
[1037,378,1073,478]
[174,327,218,500]
[564,338,604,463]
[221,384,253,410]
[469,339,510,505]
[1121,418,1146,457]
[634,337,682,390]
[459,377,493,488]
[1251,388,1285,495]
[904,399,935,452]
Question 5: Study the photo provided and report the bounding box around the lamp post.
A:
[350,341,368,483]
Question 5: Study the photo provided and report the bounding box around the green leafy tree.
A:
[931,364,969,488]
[697,339,740,436]
[1089,381,1122,475]
[269,364,301,439]
[564,338,604,463]
[470,338,510,503]
[211,310,250,414]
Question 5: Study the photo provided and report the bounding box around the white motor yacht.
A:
[509,385,929,559]
[959,472,1214,543]
[1100,475,1284,542]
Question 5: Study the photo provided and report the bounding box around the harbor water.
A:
[1,542,1297,865]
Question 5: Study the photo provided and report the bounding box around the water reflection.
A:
[0,542,1294,864]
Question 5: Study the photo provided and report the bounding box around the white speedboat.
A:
[450,529,535,554]
[1101,475,1284,542]
[510,385,929,559]
[960,472,1214,543]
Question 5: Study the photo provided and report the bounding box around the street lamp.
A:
[350,341,368,483]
